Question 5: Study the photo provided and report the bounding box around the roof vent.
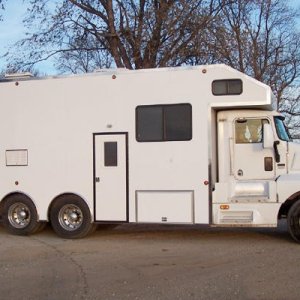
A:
[94,68,128,73]
[4,72,34,80]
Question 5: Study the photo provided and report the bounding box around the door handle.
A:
[95,177,100,183]
[237,169,243,176]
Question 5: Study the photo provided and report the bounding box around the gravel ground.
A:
[0,220,298,300]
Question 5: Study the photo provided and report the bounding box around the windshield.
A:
[274,116,291,142]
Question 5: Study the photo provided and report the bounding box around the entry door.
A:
[94,133,128,221]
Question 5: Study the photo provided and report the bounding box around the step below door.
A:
[94,133,128,221]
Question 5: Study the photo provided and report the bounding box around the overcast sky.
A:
[0,0,299,75]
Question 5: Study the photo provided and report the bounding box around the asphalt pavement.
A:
[0,220,298,300]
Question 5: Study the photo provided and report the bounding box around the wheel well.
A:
[278,193,300,219]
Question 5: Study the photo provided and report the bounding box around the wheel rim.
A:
[58,204,83,231]
[8,202,31,229]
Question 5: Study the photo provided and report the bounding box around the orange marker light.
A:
[220,204,229,210]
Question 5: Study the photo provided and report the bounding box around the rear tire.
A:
[2,194,40,235]
[50,195,94,239]
[287,200,300,242]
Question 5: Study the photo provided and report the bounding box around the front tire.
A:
[287,200,300,242]
[50,195,94,239]
[2,194,40,235]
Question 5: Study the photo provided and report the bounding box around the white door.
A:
[94,133,128,221]
[233,118,275,180]
[231,117,276,202]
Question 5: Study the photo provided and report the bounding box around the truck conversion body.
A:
[0,64,299,241]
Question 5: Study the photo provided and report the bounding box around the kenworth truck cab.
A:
[213,109,300,242]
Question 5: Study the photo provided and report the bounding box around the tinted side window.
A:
[164,105,192,141]
[212,79,243,95]
[136,106,163,141]
[136,104,192,142]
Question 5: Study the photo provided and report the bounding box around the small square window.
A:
[212,80,227,95]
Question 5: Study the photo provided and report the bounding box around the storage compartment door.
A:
[136,191,194,223]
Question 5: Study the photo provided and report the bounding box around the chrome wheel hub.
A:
[8,202,31,228]
[58,204,83,231]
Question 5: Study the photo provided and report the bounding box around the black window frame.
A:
[212,79,243,96]
[136,103,192,142]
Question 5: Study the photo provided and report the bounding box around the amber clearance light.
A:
[220,204,229,210]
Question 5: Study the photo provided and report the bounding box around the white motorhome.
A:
[1,65,300,241]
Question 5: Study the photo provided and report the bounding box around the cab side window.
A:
[235,119,269,144]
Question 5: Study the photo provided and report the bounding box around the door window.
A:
[104,142,118,167]
[235,119,269,144]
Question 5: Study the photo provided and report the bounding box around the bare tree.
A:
[205,0,300,105]
[4,0,227,72]
[277,88,300,136]
[0,0,5,21]
[2,0,300,135]
[53,35,113,73]
[196,0,300,135]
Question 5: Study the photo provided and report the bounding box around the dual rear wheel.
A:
[2,194,94,239]
[50,195,96,239]
[2,195,42,235]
